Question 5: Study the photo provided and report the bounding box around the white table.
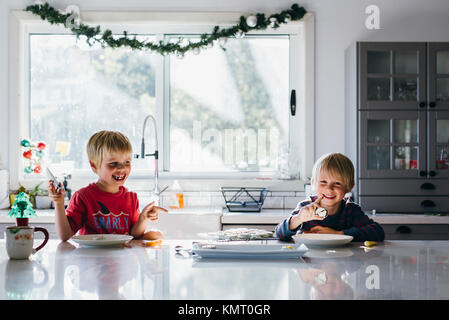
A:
[1,239,449,300]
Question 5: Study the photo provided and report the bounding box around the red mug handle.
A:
[33,227,49,253]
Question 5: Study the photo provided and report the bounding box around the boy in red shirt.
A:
[48,130,167,241]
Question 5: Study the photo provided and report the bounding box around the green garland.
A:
[25,2,307,55]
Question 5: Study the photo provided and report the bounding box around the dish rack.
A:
[221,187,268,212]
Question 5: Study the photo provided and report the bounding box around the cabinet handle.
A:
[419,102,426,108]
[420,183,435,190]
[395,226,412,234]
[419,170,427,177]
[429,170,437,177]
[421,200,436,208]
[429,101,436,108]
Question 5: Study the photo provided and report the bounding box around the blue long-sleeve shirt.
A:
[275,196,385,242]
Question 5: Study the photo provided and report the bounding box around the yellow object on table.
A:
[144,239,163,247]
[364,241,377,247]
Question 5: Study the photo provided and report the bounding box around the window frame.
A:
[9,10,315,191]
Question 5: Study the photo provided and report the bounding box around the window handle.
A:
[290,89,296,116]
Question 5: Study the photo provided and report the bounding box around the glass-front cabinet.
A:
[359,43,426,110]
[429,43,449,110]
[429,111,449,178]
[355,42,449,213]
[360,111,426,178]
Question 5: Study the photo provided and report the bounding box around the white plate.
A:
[192,243,308,259]
[292,234,353,247]
[71,234,133,247]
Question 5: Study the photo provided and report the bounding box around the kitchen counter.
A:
[0,207,223,224]
[2,208,449,225]
[1,239,449,300]
[221,209,449,225]
[0,208,223,240]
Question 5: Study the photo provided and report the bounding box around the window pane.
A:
[367,51,390,74]
[437,51,449,74]
[393,78,417,101]
[437,119,449,143]
[436,78,449,102]
[367,146,390,170]
[367,120,390,143]
[169,36,289,172]
[393,146,418,170]
[394,119,417,143]
[394,51,417,74]
[367,78,390,101]
[30,34,158,171]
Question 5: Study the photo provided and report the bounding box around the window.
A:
[9,11,315,188]
[168,35,289,173]
[29,34,158,172]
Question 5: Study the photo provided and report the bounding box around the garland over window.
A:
[25,2,307,56]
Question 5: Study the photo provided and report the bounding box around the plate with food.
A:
[198,228,275,241]
[292,233,353,247]
[71,234,134,246]
[191,242,308,259]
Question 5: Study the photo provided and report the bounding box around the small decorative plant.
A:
[8,192,36,226]
[31,182,52,209]
[28,182,49,208]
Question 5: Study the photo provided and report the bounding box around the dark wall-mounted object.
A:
[290,89,296,116]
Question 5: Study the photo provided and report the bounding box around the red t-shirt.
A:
[66,183,140,235]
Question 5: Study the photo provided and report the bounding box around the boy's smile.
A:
[315,170,349,214]
[112,174,126,181]
[91,152,132,193]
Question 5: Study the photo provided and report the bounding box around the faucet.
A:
[135,115,166,202]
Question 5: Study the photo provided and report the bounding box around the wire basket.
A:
[221,187,269,212]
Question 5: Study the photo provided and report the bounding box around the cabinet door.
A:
[428,110,449,178]
[358,42,426,110]
[428,43,449,110]
[359,110,426,178]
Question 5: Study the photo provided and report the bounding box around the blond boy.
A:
[48,130,166,241]
[276,153,384,242]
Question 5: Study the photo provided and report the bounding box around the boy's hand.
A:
[47,180,65,206]
[289,196,326,230]
[298,195,327,223]
[306,226,344,235]
[140,202,168,221]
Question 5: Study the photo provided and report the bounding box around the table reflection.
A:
[4,259,48,299]
[1,240,449,299]
[47,240,169,300]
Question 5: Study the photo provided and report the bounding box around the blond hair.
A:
[311,153,354,193]
[86,130,133,169]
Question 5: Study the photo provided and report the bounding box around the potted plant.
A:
[29,182,52,209]
[8,192,36,226]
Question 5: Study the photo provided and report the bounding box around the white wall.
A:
[1,0,449,171]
